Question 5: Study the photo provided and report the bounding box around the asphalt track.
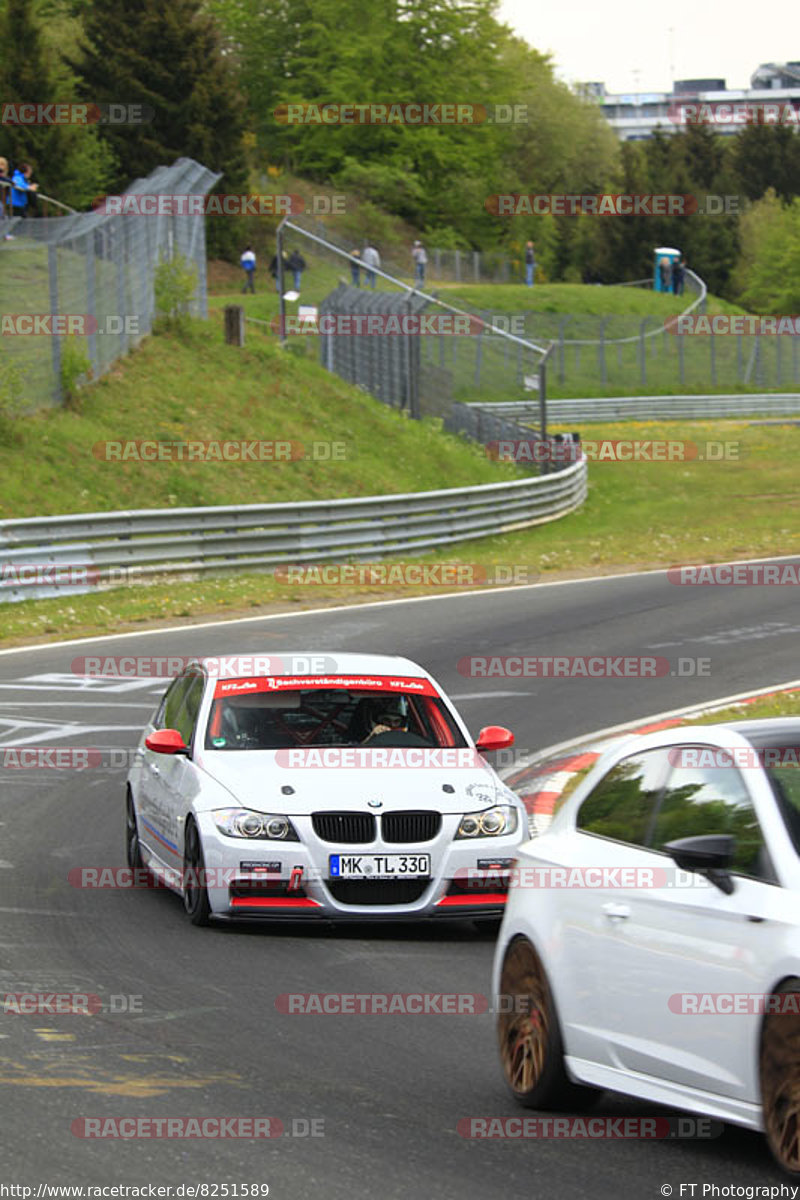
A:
[1,561,799,1196]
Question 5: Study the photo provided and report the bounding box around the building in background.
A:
[582,62,800,139]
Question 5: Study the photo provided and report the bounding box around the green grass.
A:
[442,283,744,318]
[0,318,523,520]
[1,417,798,647]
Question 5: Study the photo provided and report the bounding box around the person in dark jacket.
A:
[287,249,307,292]
[672,257,686,296]
[0,157,13,234]
[269,249,290,292]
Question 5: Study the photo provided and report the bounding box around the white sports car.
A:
[492,718,800,1175]
[126,652,523,926]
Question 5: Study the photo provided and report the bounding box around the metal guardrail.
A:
[0,465,588,602]
[475,394,800,423]
[557,270,707,347]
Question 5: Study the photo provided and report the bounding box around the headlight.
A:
[212,809,299,840]
[456,805,518,839]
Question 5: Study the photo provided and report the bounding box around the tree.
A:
[73,0,248,250]
[734,191,800,312]
[0,0,114,207]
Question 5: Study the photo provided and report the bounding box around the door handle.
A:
[602,902,630,921]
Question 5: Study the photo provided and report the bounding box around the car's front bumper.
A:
[196,811,521,921]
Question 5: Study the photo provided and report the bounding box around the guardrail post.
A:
[710,330,716,388]
[794,333,799,385]
[455,250,461,282]
[678,328,685,388]
[776,333,782,388]
[473,251,480,282]
[737,334,743,382]
[638,319,647,388]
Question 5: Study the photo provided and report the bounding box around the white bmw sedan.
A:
[493,718,800,1174]
[126,653,523,926]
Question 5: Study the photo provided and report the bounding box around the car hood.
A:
[195,749,504,815]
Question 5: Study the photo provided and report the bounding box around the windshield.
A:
[204,675,467,751]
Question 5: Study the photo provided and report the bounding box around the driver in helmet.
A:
[361,697,409,743]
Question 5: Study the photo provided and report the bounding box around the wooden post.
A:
[224,305,245,346]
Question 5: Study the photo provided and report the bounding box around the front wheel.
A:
[182,819,212,927]
[497,936,600,1109]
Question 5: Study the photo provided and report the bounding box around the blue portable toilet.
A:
[654,247,681,292]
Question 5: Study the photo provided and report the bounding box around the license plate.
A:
[329,853,430,879]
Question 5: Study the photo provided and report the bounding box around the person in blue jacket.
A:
[10,163,38,218]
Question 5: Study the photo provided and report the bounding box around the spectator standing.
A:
[269,248,290,293]
[0,157,13,235]
[10,163,37,218]
[349,248,361,286]
[672,257,686,296]
[524,241,535,287]
[658,255,672,292]
[362,243,381,289]
[287,248,307,293]
[240,245,256,293]
[412,240,427,286]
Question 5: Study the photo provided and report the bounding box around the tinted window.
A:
[174,674,204,746]
[651,753,767,879]
[576,749,672,847]
[157,675,192,730]
[204,687,466,751]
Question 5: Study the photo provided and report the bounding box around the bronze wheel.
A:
[761,982,800,1175]
[497,936,600,1109]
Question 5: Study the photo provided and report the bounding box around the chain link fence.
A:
[272,218,551,419]
[1,157,220,409]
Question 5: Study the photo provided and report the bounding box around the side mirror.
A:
[145,728,190,755]
[663,833,736,895]
[475,725,515,753]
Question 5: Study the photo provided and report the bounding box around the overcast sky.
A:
[498,0,798,94]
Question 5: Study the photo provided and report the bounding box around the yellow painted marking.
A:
[0,1054,245,1097]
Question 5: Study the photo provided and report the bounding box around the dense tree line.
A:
[1,0,798,302]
